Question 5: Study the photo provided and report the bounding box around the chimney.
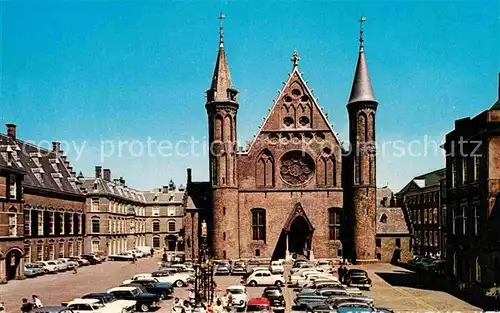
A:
[103,169,111,181]
[52,141,61,153]
[187,168,192,184]
[162,186,168,193]
[95,166,102,178]
[6,124,16,140]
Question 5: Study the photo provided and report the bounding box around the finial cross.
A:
[291,50,300,68]
[219,12,225,46]
[359,16,366,51]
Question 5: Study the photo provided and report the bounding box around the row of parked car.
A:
[407,255,446,273]
[24,254,105,278]
[33,262,196,313]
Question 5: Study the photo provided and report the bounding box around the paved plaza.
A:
[0,258,482,313]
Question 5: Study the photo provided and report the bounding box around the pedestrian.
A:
[0,301,5,312]
[150,248,154,258]
[338,266,344,283]
[188,289,195,304]
[162,252,167,262]
[32,295,43,308]
[73,264,78,274]
[183,300,193,313]
[172,297,184,313]
[20,298,34,313]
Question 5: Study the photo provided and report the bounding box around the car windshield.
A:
[228,288,244,294]
[246,305,269,311]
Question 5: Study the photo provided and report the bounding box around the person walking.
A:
[150,248,154,258]
[213,299,223,313]
[338,266,344,283]
[73,264,78,274]
[32,295,43,308]
[20,298,34,313]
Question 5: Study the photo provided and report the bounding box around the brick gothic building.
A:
[396,169,445,256]
[0,124,86,283]
[443,76,500,284]
[186,23,379,263]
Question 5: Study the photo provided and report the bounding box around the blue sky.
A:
[1,0,499,191]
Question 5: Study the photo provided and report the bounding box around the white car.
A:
[66,298,133,313]
[245,269,284,287]
[129,250,144,258]
[226,285,248,309]
[58,258,78,269]
[290,262,315,274]
[297,273,337,288]
[269,261,284,274]
[125,272,189,288]
[36,261,59,273]
[289,269,324,286]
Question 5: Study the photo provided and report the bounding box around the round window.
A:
[299,116,310,127]
[280,151,315,185]
[283,117,294,128]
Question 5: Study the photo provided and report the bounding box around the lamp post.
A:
[193,220,214,306]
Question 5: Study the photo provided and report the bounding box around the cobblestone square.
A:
[0,258,482,313]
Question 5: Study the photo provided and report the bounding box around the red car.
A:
[245,297,272,312]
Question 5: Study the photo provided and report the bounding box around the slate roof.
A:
[0,132,82,196]
[397,168,445,195]
[185,181,211,210]
[376,186,411,235]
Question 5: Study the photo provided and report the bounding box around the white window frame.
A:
[9,174,17,200]
[9,211,17,237]
[37,211,44,236]
[451,161,457,188]
[474,204,480,235]
[91,198,99,212]
[24,209,31,236]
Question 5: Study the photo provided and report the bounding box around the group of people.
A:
[336,265,350,283]
[170,290,234,313]
[20,295,43,313]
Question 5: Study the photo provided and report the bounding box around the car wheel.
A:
[140,304,150,312]
[275,280,283,287]
[249,280,257,287]
[175,280,184,287]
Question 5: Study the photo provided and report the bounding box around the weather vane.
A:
[219,12,225,47]
[359,16,366,52]
[291,50,300,68]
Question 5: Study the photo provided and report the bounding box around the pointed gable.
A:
[283,202,314,232]
[247,66,342,152]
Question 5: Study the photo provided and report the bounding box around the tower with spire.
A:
[206,13,240,259]
[346,16,379,263]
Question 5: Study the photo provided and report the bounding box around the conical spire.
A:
[348,17,377,105]
[207,13,237,103]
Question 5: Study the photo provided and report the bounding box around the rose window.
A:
[280,150,315,185]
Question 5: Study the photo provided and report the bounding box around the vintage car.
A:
[306,303,337,313]
[231,261,248,275]
[215,263,231,275]
[261,286,285,312]
[24,263,46,277]
[81,254,101,265]
[107,286,161,312]
[245,297,272,312]
[345,269,372,290]
[58,258,79,269]
[108,252,134,261]
[226,285,248,310]
[36,261,59,273]
[269,260,284,274]
[128,272,189,288]
[336,302,374,313]
[69,256,91,266]
[81,293,136,311]
[32,306,74,313]
[245,269,284,287]
[121,278,173,299]
[66,298,131,313]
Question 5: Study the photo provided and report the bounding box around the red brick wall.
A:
[352,186,377,260]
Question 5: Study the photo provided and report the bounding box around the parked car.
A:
[247,259,260,266]
[408,255,427,267]
[65,298,106,313]
[25,263,46,276]
[108,252,135,261]
[261,286,285,312]
[246,269,284,287]
[245,297,272,312]
[37,261,59,273]
[69,256,90,266]
[32,306,74,313]
[226,285,248,310]
[128,272,189,288]
[345,269,372,289]
[269,260,284,274]
[129,250,144,258]
[24,266,39,278]
[107,286,161,312]
[122,278,173,299]
[55,260,69,271]
[336,302,374,313]
[215,263,231,275]
[74,294,136,313]
[307,303,337,312]
[58,258,78,269]
[231,261,248,276]
[135,246,153,256]
[81,254,100,265]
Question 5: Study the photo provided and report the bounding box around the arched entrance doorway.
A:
[271,203,314,260]
[5,248,22,280]
[166,235,177,252]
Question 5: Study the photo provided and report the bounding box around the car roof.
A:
[108,286,137,292]
[32,306,72,313]
[68,298,100,305]
[227,285,245,290]
[247,298,270,305]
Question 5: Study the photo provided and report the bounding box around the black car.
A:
[262,288,285,312]
[81,293,118,304]
[122,279,173,299]
[108,286,161,312]
[345,269,372,290]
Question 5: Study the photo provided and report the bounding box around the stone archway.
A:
[5,248,22,281]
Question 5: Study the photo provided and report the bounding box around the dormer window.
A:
[9,174,18,200]
[380,213,388,223]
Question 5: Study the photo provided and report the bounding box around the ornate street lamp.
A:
[193,220,215,306]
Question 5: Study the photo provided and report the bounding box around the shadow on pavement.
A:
[375,271,447,292]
